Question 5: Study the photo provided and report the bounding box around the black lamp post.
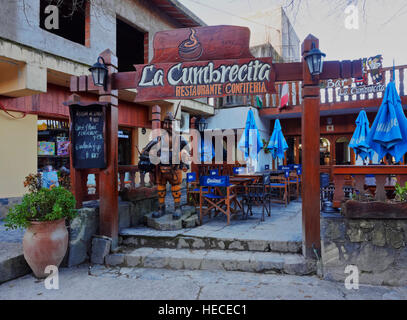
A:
[304,42,326,77]
[197,117,208,163]
[197,117,208,132]
[89,56,108,91]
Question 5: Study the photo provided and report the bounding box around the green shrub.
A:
[395,182,407,202]
[5,187,76,230]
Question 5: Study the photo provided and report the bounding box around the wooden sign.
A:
[150,25,254,63]
[132,57,275,102]
[69,104,107,169]
[131,25,275,102]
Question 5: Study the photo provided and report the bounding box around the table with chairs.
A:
[187,164,302,225]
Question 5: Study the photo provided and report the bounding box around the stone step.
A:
[0,242,30,284]
[120,229,302,254]
[104,248,316,275]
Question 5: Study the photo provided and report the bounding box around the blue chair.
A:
[209,169,219,176]
[199,175,241,225]
[233,167,245,175]
[186,172,208,207]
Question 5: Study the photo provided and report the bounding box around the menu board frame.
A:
[69,103,108,169]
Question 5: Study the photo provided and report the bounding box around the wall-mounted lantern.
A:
[89,56,108,90]
[304,42,326,77]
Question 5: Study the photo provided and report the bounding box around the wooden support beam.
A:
[97,49,119,249]
[301,34,321,259]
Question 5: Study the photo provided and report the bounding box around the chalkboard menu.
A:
[69,104,107,169]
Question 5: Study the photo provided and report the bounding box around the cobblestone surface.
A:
[1,264,407,300]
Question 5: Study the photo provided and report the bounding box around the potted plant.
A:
[5,174,76,278]
[343,181,407,219]
[395,182,407,202]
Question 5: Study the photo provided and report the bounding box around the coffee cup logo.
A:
[178,29,203,61]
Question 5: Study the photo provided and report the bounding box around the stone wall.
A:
[65,191,158,267]
[321,212,407,286]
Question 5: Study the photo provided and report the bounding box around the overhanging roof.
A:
[151,0,206,27]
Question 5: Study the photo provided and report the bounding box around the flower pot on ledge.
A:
[342,200,407,219]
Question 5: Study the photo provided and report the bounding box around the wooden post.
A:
[68,94,85,209]
[190,117,198,175]
[97,49,119,248]
[152,105,161,136]
[301,35,321,259]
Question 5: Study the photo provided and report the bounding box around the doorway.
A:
[335,137,351,165]
[118,128,132,165]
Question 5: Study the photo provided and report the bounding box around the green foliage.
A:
[395,182,407,202]
[262,138,270,154]
[5,187,76,230]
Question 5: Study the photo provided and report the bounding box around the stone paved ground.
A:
[1,264,407,300]
[123,197,302,245]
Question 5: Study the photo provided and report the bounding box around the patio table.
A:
[230,176,256,195]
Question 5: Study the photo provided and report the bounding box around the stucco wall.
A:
[0,112,37,198]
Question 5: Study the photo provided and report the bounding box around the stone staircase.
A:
[103,227,316,276]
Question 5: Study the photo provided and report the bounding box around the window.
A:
[117,18,147,72]
[40,0,88,46]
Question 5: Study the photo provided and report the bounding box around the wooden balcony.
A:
[254,64,407,118]
[332,165,407,207]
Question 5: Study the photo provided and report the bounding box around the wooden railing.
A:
[82,165,153,202]
[216,65,407,109]
[332,165,407,207]
[196,163,246,177]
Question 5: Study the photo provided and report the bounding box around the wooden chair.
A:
[199,175,242,225]
[241,174,271,221]
[268,173,289,207]
[288,171,300,200]
[186,172,208,207]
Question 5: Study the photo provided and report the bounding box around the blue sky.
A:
[179,0,407,67]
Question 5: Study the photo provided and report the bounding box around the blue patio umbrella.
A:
[366,81,407,163]
[267,119,288,160]
[198,137,215,163]
[349,110,374,161]
[238,109,263,160]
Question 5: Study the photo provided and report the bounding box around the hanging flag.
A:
[279,82,289,109]
[256,96,263,108]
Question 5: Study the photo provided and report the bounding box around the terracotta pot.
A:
[23,218,68,278]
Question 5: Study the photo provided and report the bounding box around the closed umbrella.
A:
[366,81,407,163]
[267,119,288,160]
[349,110,374,162]
[198,137,214,163]
[238,109,263,161]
